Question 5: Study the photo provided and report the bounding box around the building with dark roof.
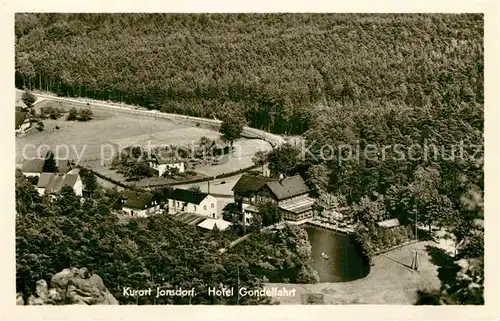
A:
[197,218,232,231]
[56,159,72,174]
[264,175,310,202]
[121,191,161,218]
[149,153,185,176]
[233,174,315,223]
[36,169,83,196]
[232,174,273,198]
[167,188,218,218]
[263,175,314,222]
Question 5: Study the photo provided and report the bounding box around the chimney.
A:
[279,173,285,184]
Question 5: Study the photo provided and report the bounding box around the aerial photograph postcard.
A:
[13,12,484,306]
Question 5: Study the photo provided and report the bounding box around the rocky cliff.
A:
[17,267,118,305]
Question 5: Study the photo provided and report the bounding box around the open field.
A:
[16,98,268,164]
[266,241,441,305]
[16,101,219,164]
[16,97,274,190]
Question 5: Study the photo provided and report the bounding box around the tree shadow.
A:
[380,253,415,271]
[425,245,460,289]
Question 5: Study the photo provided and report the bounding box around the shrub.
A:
[76,108,93,121]
[40,105,63,119]
[36,121,44,131]
[67,107,77,121]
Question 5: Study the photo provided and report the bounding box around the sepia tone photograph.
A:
[11,11,485,308]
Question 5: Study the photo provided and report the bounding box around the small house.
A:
[232,174,315,223]
[37,169,83,197]
[22,159,46,177]
[121,191,161,218]
[167,188,218,218]
[149,154,185,176]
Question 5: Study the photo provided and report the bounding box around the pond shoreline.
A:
[265,241,441,304]
[304,225,369,283]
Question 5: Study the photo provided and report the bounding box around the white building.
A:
[149,155,185,176]
[37,169,83,197]
[167,188,218,218]
[121,191,162,218]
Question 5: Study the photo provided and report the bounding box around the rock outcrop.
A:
[18,267,118,305]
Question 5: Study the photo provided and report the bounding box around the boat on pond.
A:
[321,252,330,260]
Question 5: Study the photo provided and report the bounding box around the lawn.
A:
[266,241,442,305]
[194,139,272,177]
[15,99,220,165]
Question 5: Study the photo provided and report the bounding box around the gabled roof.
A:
[279,196,316,214]
[22,159,45,173]
[264,175,309,201]
[197,218,232,231]
[38,172,56,188]
[123,192,154,210]
[37,170,81,194]
[169,188,209,205]
[232,174,273,194]
[15,112,28,129]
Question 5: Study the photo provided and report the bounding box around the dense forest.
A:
[15,13,482,134]
[15,171,318,305]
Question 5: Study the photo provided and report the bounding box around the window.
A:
[212,213,215,218]
[194,205,197,211]
[204,205,207,210]
[211,203,214,208]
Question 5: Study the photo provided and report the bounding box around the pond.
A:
[305,225,370,282]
